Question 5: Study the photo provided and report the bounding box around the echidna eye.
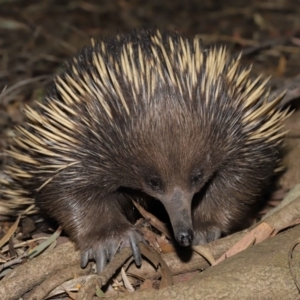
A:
[191,170,203,185]
[148,177,162,191]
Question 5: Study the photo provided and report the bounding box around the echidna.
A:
[0,29,289,272]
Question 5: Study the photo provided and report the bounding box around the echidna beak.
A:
[161,188,194,247]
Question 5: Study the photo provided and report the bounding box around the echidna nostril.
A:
[177,229,194,247]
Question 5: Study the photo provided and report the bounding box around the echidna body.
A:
[1,30,289,272]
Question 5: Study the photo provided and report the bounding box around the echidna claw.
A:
[193,226,222,245]
[129,231,142,267]
[80,229,143,273]
[80,250,89,268]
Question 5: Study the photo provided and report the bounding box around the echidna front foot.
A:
[192,226,222,245]
[80,229,143,273]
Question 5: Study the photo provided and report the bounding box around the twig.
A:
[77,247,133,300]
[27,263,92,300]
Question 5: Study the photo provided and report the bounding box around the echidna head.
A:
[141,171,201,247]
[121,110,220,247]
[135,152,216,247]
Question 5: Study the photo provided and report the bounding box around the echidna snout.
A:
[156,188,195,247]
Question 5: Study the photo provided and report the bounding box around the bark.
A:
[113,225,300,300]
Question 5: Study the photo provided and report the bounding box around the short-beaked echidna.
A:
[0,29,290,272]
